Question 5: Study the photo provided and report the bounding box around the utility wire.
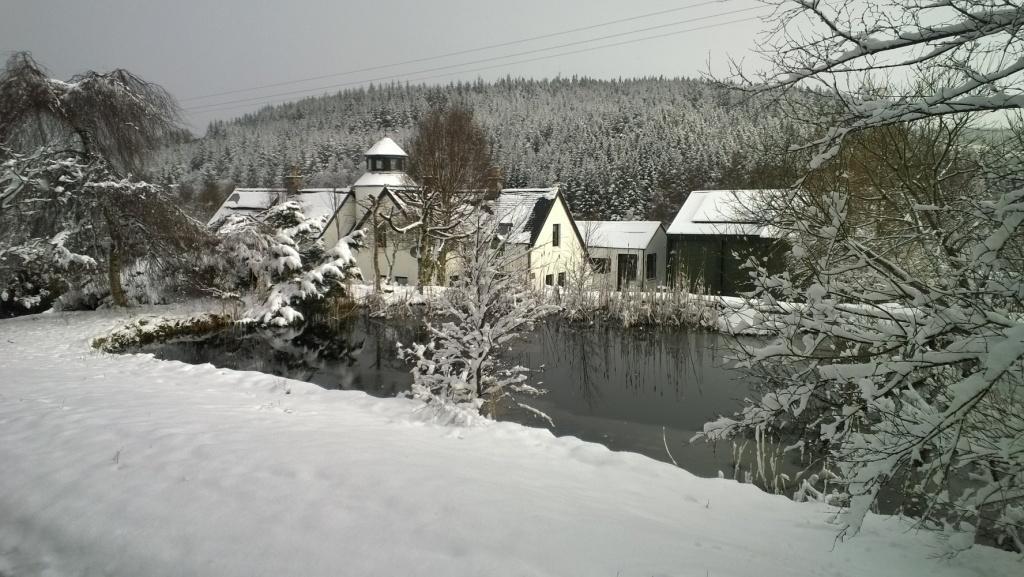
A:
[186,5,763,113]
[188,13,766,117]
[181,0,740,102]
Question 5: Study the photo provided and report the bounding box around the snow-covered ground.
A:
[0,308,1019,577]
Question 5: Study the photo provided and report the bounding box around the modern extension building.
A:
[575,220,667,290]
[666,189,787,295]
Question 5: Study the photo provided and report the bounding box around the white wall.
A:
[527,197,588,291]
[582,228,668,291]
[320,195,358,251]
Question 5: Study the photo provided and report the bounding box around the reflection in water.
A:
[139,315,760,477]
[501,322,758,477]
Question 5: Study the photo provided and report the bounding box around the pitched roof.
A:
[576,220,664,250]
[351,171,419,188]
[666,189,781,238]
[294,189,350,223]
[364,137,408,157]
[494,188,559,245]
[207,187,350,228]
[208,188,280,226]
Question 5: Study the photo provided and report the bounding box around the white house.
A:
[330,139,586,290]
[665,189,786,295]
[575,220,667,290]
[494,188,588,291]
[318,137,423,285]
[205,138,417,284]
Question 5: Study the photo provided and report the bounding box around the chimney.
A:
[283,165,303,199]
[484,166,503,201]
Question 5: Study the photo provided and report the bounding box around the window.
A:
[544,274,554,286]
[372,158,383,171]
[590,257,610,273]
[395,276,408,286]
[646,253,657,280]
[498,222,512,236]
[557,272,566,287]
[552,223,561,247]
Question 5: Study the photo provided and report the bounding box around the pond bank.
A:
[1,307,1018,577]
[127,310,774,478]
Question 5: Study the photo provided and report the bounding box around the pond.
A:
[135,314,763,478]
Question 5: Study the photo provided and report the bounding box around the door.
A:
[616,253,638,291]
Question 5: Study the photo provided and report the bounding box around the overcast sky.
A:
[1,0,768,132]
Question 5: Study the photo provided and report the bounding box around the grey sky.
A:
[1,0,767,132]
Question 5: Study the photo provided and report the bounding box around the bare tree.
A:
[401,104,496,285]
[700,0,1024,553]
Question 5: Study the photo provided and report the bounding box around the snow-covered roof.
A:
[351,171,419,188]
[208,188,281,226]
[294,189,350,223]
[576,220,663,250]
[666,190,781,238]
[207,187,350,227]
[494,188,560,245]
[364,137,408,157]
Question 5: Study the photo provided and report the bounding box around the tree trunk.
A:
[435,243,450,286]
[372,220,381,293]
[103,208,128,307]
[417,229,434,289]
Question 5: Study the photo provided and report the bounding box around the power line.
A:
[186,4,760,112]
[186,5,763,113]
[181,0,740,103]
[188,13,766,117]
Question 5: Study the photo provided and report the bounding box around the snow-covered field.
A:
[0,308,1019,577]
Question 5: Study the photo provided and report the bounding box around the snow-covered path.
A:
[0,310,1018,577]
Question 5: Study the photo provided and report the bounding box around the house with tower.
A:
[208,136,587,291]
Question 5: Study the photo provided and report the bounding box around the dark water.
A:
[136,315,759,477]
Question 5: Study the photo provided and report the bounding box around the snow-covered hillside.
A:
[0,308,1018,576]
[155,77,810,222]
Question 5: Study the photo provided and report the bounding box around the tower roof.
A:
[365,137,407,157]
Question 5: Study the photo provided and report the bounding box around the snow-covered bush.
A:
[699,0,1024,553]
[211,201,364,326]
[398,215,557,421]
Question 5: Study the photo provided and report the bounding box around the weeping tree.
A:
[0,51,178,174]
[0,52,207,308]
